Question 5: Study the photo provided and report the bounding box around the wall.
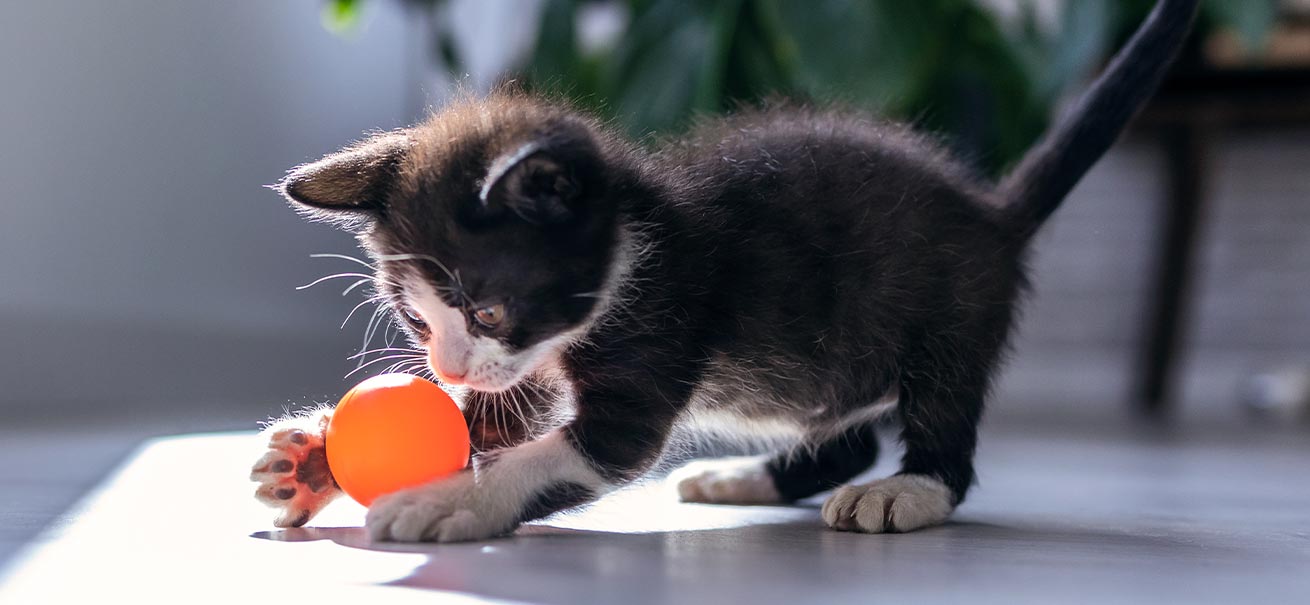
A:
[2,1,1306,426]
[0,1,425,421]
[1001,129,1310,421]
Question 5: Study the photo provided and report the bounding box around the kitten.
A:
[252,0,1198,541]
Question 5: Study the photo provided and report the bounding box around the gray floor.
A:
[0,426,141,563]
[2,412,1308,603]
[0,408,274,565]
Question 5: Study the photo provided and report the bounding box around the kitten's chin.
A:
[460,355,552,393]
[459,376,522,394]
[438,338,567,393]
[453,363,533,393]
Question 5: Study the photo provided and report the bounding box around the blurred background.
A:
[1,0,1308,560]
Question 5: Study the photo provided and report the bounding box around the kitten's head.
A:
[278,96,627,391]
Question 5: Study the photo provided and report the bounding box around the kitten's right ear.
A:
[276,132,411,217]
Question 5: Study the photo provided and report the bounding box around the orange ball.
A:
[326,374,470,506]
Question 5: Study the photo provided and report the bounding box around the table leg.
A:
[1136,124,1208,416]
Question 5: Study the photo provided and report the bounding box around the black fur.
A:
[767,422,881,502]
[278,0,1198,529]
[514,482,596,526]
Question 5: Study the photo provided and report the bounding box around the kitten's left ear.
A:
[276,132,411,217]
[479,139,597,225]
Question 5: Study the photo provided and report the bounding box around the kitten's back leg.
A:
[674,422,880,505]
[821,370,986,533]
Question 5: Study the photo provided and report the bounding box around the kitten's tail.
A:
[999,0,1199,237]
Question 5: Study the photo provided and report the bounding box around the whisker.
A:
[383,358,419,375]
[310,253,375,270]
[391,359,428,377]
[295,272,375,291]
[375,253,459,284]
[306,254,407,291]
[516,388,534,429]
[393,357,426,370]
[345,354,426,379]
[351,353,424,369]
[361,306,392,353]
[493,394,506,445]
[341,278,373,297]
[374,253,472,302]
[452,269,476,306]
[508,388,529,434]
[357,313,382,361]
[507,387,523,426]
[340,296,385,331]
[348,347,424,360]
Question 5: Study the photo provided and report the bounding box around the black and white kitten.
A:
[252,0,1197,541]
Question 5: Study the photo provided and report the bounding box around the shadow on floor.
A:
[250,512,1245,604]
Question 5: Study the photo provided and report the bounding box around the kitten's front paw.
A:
[365,472,513,543]
[671,457,782,505]
[821,474,953,533]
[250,412,340,528]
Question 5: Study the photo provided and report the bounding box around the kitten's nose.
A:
[430,348,470,385]
[435,366,466,385]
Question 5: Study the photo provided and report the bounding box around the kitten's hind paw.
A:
[250,411,341,527]
[671,456,783,505]
[821,474,953,533]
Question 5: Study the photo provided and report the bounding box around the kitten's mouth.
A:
[459,368,530,394]
[459,377,517,394]
[429,363,511,393]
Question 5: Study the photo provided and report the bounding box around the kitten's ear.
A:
[479,139,597,225]
[277,132,411,217]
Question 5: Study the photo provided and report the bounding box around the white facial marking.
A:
[403,276,514,389]
[395,226,640,392]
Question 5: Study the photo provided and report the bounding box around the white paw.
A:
[821,474,954,533]
[250,411,340,528]
[365,472,513,543]
[672,456,782,505]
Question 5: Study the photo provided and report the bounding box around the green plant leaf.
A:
[528,0,582,81]
[598,0,716,135]
[322,0,364,35]
[693,0,745,113]
[1032,0,1114,103]
[1202,0,1277,52]
[384,0,1286,175]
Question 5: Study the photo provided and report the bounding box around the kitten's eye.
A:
[473,304,506,328]
[400,307,427,327]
